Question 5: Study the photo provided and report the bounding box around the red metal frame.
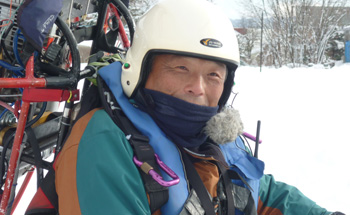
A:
[0,57,46,88]
[0,100,31,214]
[110,3,130,48]
[22,88,80,103]
[0,56,79,214]
[105,3,130,49]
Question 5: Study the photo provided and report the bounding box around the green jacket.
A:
[55,108,331,215]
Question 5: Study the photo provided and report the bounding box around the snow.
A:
[233,62,350,214]
[12,63,350,214]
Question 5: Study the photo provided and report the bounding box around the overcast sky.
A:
[215,0,245,20]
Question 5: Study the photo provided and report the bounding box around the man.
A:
[55,0,343,214]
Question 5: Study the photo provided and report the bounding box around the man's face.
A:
[145,54,226,107]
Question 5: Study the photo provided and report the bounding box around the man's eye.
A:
[175,66,188,71]
[209,72,221,78]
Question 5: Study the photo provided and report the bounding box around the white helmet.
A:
[121,0,240,107]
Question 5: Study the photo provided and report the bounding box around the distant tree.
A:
[129,0,157,22]
[237,18,261,65]
[241,0,347,67]
[325,29,345,61]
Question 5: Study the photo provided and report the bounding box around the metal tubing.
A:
[0,101,30,215]
[0,56,37,214]
[55,102,73,154]
[254,121,261,158]
[0,56,46,88]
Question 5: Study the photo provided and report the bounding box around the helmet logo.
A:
[200,38,222,48]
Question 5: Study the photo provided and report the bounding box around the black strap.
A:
[97,76,168,213]
[180,150,216,215]
[24,137,58,215]
[24,128,58,215]
[25,169,58,215]
[25,209,56,215]
[228,170,253,192]
[227,169,257,215]
[127,134,169,213]
[25,85,104,215]
[217,163,235,215]
[40,170,59,211]
[243,194,257,215]
[25,127,44,188]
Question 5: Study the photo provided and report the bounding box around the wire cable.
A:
[13,29,25,68]
[0,0,13,28]
[0,109,8,119]
[0,101,15,116]
[0,60,24,73]
[0,102,15,119]
[25,102,47,128]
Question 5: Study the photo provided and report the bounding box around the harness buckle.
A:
[133,154,180,187]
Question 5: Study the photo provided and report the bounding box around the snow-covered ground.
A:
[13,62,350,214]
[234,62,350,214]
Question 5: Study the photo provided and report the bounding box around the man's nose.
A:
[185,75,205,96]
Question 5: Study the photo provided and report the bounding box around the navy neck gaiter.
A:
[137,89,219,148]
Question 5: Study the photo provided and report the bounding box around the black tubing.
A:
[38,61,69,76]
[0,133,14,187]
[254,121,261,158]
[45,16,80,89]
[25,102,47,128]
[82,0,135,97]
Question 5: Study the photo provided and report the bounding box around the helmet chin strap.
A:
[218,66,236,110]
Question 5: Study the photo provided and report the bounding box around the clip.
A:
[133,154,180,187]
